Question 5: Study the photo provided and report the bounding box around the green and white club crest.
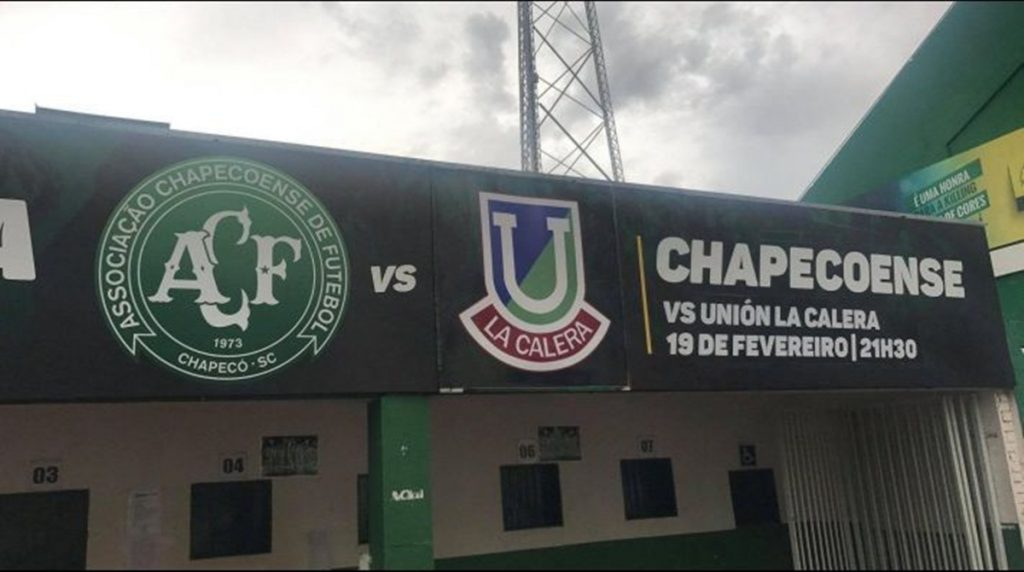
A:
[97,157,349,382]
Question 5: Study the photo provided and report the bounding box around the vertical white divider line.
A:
[946,397,983,570]
[881,407,911,568]
[869,408,895,568]
[957,396,994,570]
[889,405,920,569]
[894,404,926,568]
[829,412,846,570]
[864,409,888,568]
[913,403,942,568]
[968,394,1009,570]
[798,413,822,570]
[855,409,883,570]
[828,414,854,569]
[809,412,834,570]
[784,413,806,571]
[820,412,839,570]
[843,410,869,570]
[933,399,968,569]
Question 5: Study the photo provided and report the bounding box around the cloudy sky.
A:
[0,2,950,199]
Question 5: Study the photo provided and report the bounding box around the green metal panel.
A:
[369,396,434,570]
[1009,524,1024,571]
[435,525,793,570]
[997,274,1024,410]
[949,65,1024,154]
[803,2,1024,205]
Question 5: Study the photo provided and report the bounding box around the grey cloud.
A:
[418,62,451,89]
[308,1,945,199]
[599,2,791,112]
[464,12,513,110]
[597,2,690,106]
[678,36,711,72]
[405,106,519,173]
[0,1,948,202]
[449,117,520,171]
[319,2,424,73]
[399,8,518,172]
[174,3,321,65]
[654,170,685,188]
[604,2,948,199]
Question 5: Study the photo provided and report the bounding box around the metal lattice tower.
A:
[518,1,624,182]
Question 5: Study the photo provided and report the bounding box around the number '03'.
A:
[31,466,59,485]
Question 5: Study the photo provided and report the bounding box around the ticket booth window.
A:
[190,480,272,560]
[729,469,781,527]
[621,458,678,520]
[0,490,89,570]
[500,464,564,531]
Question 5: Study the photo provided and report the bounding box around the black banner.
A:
[0,110,1013,401]
[0,112,436,400]
[617,188,1012,391]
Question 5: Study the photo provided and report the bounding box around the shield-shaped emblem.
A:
[460,192,610,371]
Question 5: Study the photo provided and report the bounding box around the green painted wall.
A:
[1008,525,1024,571]
[435,525,793,571]
[430,524,1024,570]
[948,65,1024,155]
[998,274,1024,397]
[369,397,434,570]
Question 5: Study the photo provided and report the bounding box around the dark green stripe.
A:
[436,524,793,570]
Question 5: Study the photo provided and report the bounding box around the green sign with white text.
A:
[97,157,349,382]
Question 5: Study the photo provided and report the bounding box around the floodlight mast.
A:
[517,1,625,182]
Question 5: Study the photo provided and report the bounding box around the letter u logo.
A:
[492,212,570,314]
[479,193,585,325]
[461,192,611,372]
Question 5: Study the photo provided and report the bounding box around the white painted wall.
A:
[430,391,786,560]
[978,391,1022,526]
[430,390,1023,561]
[0,400,368,570]
[0,390,1016,569]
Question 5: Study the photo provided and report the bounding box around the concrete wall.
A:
[431,392,785,560]
[431,390,1024,561]
[1,390,1018,569]
[2,392,790,568]
[0,400,368,570]
[980,391,1023,527]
